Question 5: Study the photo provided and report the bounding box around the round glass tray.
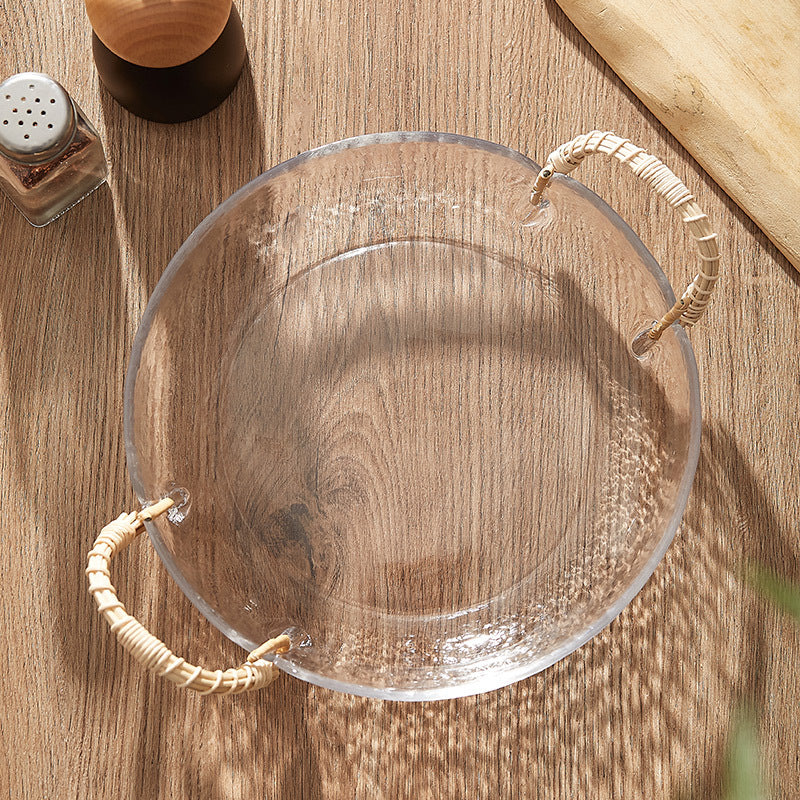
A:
[125,133,700,700]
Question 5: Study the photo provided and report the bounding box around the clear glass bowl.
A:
[125,133,700,700]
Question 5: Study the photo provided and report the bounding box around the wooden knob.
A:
[85,0,233,69]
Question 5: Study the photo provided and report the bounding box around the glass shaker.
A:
[0,72,107,226]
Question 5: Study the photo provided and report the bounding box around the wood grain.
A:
[555,0,800,271]
[0,0,799,796]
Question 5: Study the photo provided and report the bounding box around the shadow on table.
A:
[21,54,271,689]
[94,292,796,796]
[673,423,799,799]
[97,56,268,294]
[66,233,796,796]
[0,183,126,667]
[149,409,793,799]
[276,420,790,800]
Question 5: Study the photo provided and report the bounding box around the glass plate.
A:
[125,133,700,700]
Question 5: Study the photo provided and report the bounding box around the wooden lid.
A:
[85,0,233,69]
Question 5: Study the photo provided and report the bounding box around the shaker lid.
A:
[85,0,233,68]
[0,73,74,160]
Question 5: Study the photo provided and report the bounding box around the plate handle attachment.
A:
[530,131,720,353]
[87,499,290,694]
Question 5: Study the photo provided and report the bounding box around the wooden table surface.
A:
[1,0,798,797]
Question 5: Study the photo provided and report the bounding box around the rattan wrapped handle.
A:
[530,131,720,348]
[87,499,290,694]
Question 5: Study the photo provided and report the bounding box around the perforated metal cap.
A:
[0,73,75,162]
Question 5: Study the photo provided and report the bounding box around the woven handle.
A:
[87,498,290,694]
[530,131,720,347]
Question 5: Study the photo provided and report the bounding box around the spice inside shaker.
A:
[0,73,107,226]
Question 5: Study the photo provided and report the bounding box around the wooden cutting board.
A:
[556,0,800,270]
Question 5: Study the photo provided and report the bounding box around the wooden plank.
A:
[556,0,800,269]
